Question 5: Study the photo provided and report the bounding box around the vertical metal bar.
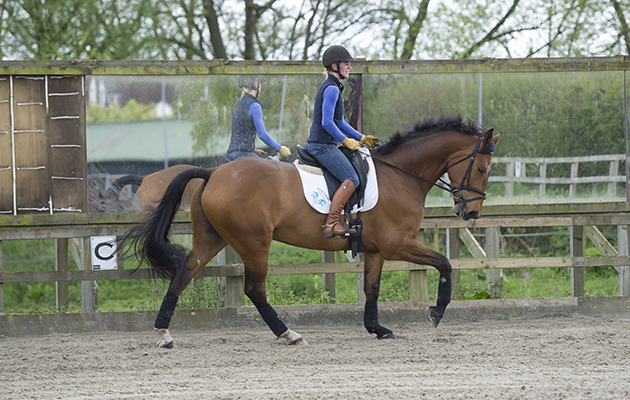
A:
[161,76,168,169]
[277,75,287,144]
[624,71,630,201]
[478,72,483,125]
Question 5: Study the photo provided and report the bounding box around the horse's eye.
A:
[477,166,485,174]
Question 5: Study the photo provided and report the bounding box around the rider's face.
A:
[338,61,352,78]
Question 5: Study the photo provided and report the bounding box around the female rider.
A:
[306,45,378,238]
[226,76,291,161]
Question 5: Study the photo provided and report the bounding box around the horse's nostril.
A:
[464,210,479,220]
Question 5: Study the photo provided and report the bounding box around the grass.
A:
[0,237,622,314]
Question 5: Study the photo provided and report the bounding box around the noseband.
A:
[371,135,494,204]
[446,135,494,205]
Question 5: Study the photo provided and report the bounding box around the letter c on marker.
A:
[95,241,115,261]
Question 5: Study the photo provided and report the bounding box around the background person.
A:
[226,76,291,161]
[306,45,378,238]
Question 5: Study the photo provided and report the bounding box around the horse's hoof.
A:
[291,337,309,346]
[378,333,397,340]
[427,306,442,328]
[157,340,174,349]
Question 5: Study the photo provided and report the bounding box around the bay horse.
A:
[103,165,202,212]
[122,115,501,347]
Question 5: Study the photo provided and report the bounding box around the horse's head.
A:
[447,129,501,220]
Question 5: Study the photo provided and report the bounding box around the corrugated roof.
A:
[87,119,211,161]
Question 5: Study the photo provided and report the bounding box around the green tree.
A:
[6,0,163,60]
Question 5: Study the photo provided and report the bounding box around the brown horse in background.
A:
[122,115,501,347]
[104,165,202,212]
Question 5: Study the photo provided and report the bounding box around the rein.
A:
[369,135,493,205]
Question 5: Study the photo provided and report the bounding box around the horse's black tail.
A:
[102,175,144,211]
[119,168,212,291]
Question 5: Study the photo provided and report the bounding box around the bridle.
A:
[370,135,494,206]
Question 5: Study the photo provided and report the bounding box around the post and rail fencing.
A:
[1,57,630,327]
[1,201,629,315]
[432,154,627,203]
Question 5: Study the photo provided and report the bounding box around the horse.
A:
[103,165,203,212]
[121,115,501,347]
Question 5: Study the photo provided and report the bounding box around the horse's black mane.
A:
[374,115,485,155]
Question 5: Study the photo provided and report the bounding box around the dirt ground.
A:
[1,316,629,400]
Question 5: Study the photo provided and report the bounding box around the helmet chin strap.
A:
[331,62,347,80]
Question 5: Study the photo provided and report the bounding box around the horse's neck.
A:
[381,135,454,183]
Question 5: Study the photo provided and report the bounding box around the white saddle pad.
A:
[294,147,378,214]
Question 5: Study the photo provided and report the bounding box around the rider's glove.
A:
[360,135,379,148]
[254,149,267,156]
[279,145,291,157]
[343,138,360,151]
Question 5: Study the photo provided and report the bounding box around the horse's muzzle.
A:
[452,202,480,220]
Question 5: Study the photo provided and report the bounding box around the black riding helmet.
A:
[238,75,261,97]
[322,45,356,79]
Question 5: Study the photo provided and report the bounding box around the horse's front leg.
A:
[238,251,308,346]
[396,237,452,328]
[363,252,397,339]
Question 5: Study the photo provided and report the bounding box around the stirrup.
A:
[322,223,355,238]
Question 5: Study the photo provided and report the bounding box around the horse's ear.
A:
[483,128,501,146]
[492,132,502,145]
[482,128,494,146]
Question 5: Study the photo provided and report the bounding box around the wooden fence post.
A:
[608,160,619,197]
[220,247,244,308]
[485,227,502,297]
[55,238,69,312]
[0,240,3,314]
[322,251,336,301]
[505,161,514,197]
[67,238,96,312]
[408,231,428,301]
[539,162,547,199]
[354,253,366,303]
[569,161,579,199]
[447,228,460,293]
[570,226,585,297]
[618,225,630,296]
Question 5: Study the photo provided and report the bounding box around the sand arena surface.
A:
[1,316,629,399]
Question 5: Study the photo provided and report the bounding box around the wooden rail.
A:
[432,154,628,202]
[1,201,629,314]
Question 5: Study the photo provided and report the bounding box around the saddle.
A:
[296,145,369,257]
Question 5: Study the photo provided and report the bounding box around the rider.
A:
[226,75,292,161]
[306,45,378,238]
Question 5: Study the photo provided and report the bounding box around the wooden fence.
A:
[1,201,629,314]
[432,154,627,202]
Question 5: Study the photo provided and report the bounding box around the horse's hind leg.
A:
[363,252,397,339]
[155,184,227,348]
